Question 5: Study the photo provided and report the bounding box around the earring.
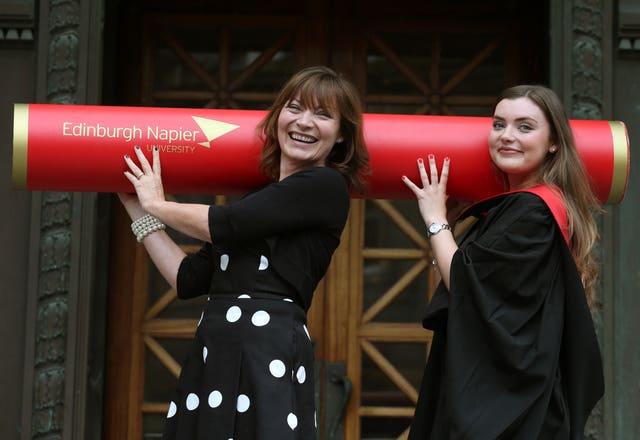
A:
[549,147,557,153]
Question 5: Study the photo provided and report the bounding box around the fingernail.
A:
[418,158,423,164]
[402,175,407,180]
[154,146,159,151]
[135,145,140,150]
[124,154,129,159]
[445,157,450,161]
[428,154,434,160]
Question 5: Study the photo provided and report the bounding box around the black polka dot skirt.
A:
[162,293,317,440]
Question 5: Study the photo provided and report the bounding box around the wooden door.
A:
[103,2,546,439]
[339,5,546,437]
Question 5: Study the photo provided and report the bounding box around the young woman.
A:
[403,85,604,439]
[118,66,369,439]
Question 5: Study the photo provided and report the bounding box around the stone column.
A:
[22,1,106,439]
[552,1,613,439]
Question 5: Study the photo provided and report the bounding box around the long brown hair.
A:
[257,66,370,193]
[494,85,602,306]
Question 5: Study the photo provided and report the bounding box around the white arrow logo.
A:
[191,116,240,148]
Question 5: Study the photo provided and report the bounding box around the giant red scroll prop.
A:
[12,103,629,204]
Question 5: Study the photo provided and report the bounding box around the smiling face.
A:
[277,95,343,179]
[489,96,557,190]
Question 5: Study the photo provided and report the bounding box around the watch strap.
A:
[427,223,451,239]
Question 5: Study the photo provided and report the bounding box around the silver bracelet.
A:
[131,214,166,242]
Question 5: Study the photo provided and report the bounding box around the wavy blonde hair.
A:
[494,85,603,307]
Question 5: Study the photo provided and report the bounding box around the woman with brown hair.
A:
[403,85,603,439]
[119,66,369,439]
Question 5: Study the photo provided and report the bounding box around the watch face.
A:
[429,223,440,233]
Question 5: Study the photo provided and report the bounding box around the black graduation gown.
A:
[408,190,604,440]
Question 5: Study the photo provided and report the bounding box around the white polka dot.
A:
[283,297,293,302]
[287,412,298,430]
[258,255,269,270]
[296,365,307,384]
[167,401,177,418]
[202,346,208,363]
[269,359,286,378]
[251,310,270,327]
[220,254,229,271]
[186,393,199,411]
[208,390,222,408]
[303,325,311,340]
[237,394,250,413]
[226,306,241,322]
[238,294,251,299]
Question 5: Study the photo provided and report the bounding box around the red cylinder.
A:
[12,103,629,204]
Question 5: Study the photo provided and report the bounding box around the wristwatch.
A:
[426,222,451,239]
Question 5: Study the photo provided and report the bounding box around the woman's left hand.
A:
[123,146,166,214]
[402,155,450,225]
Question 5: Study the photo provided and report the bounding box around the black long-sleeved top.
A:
[176,166,350,311]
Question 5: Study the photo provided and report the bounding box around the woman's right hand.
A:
[116,191,186,291]
[402,155,450,226]
[402,155,458,290]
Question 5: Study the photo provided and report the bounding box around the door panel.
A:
[105,2,546,439]
[339,6,545,438]
[105,7,312,440]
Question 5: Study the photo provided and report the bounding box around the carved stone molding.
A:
[570,2,605,439]
[47,0,80,103]
[0,0,34,25]
[571,0,604,120]
[0,0,35,43]
[30,0,80,437]
[617,0,640,54]
[31,192,73,437]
